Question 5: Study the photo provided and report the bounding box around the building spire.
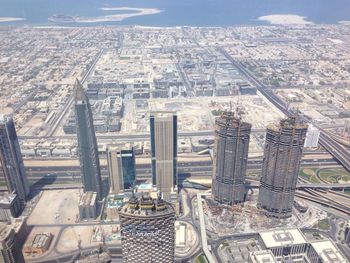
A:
[74,78,87,102]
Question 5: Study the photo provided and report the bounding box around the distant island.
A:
[0,17,25,23]
[258,14,313,25]
[48,7,162,23]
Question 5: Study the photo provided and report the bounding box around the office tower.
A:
[150,112,177,193]
[120,194,175,263]
[212,112,251,204]
[0,116,29,206]
[107,146,136,194]
[258,116,308,218]
[74,79,103,200]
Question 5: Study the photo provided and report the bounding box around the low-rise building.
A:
[0,193,23,222]
[258,228,348,263]
[248,250,277,263]
[79,192,98,220]
[23,233,53,255]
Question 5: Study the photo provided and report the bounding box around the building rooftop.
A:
[107,195,124,208]
[79,192,97,207]
[150,111,176,118]
[30,233,52,249]
[249,250,277,263]
[259,228,307,249]
[310,240,348,263]
[0,192,17,205]
[268,116,308,131]
[0,225,12,242]
[120,193,174,217]
[216,111,252,130]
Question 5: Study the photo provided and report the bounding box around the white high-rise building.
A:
[304,124,320,148]
[150,112,177,194]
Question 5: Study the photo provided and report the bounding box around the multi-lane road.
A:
[20,155,340,190]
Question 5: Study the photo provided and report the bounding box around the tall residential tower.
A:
[107,146,136,194]
[150,112,177,193]
[74,79,103,200]
[0,116,29,205]
[212,112,251,204]
[258,116,308,218]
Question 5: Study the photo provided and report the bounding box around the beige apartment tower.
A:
[107,146,136,194]
[150,112,177,193]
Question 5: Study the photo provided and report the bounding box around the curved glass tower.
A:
[74,79,103,200]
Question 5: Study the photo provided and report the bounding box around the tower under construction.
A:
[258,116,308,218]
[212,111,252,205]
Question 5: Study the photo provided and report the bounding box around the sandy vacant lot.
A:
[57,225,95,253]
[28,189,82,225]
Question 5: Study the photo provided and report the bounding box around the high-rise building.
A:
[0,116,29,206]
[304,124,320,148]
[120,194,175,263]
[212,112,251,205]
[150,112,177,193]
[0,224,25,263]
[258,116,308,218]
[74,79,103,200]
[107,146,136,194]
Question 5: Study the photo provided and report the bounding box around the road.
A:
[46,48,105,137]
[18,155,342,190]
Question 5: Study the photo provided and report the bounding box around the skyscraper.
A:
[74,79,103,200]
[150,112,177,193]
[212,112,251,205]
[120,193,175,263]
[258,116,308,218]
[107,146,136,194]
[0,116,29,205]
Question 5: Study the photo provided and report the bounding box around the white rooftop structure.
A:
[249,250,277,263]
[260,228,307,249]
[310,240,348,263]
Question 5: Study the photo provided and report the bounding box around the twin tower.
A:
[212,111,308,218]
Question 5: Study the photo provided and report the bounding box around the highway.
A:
[19,128,268,141]
[295,190,350,216]
[217,47,350,174]
[197,193,217,263]
[19,156,341,190]
[46,49,105,137]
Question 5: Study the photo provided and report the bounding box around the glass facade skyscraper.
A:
[0,116,29,206]
[74,79,103,200]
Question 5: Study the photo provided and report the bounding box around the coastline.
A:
[67,7,162,23]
